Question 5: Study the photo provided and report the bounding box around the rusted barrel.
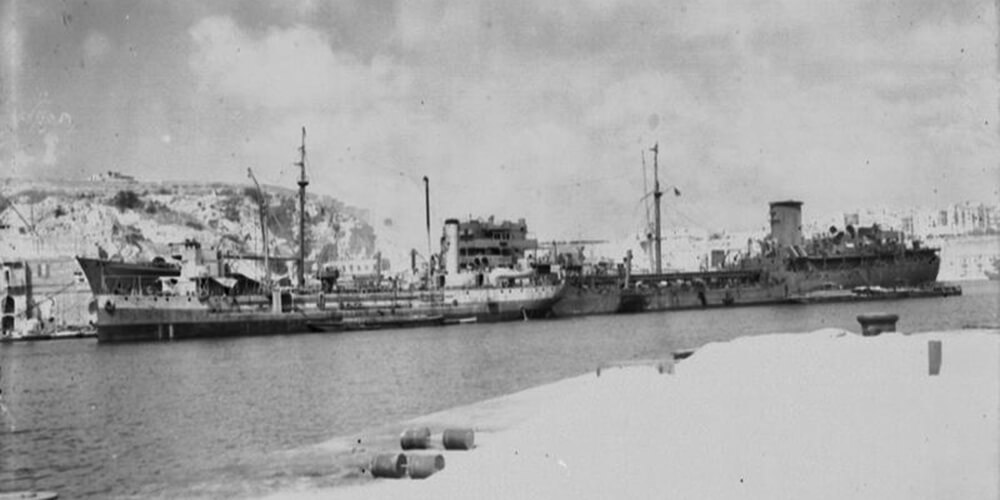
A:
[928,340,942,376]
[400,427,432,450]
[442,428,475,450]
[369,453,407,478]
[856,312,899,336]
[407,454,446,479]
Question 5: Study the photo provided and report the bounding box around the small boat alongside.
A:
[788,283,962,304]
[307,314,446,332]
[0,316,96,343]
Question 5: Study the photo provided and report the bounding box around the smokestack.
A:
[444,219,460,276]
[768,201,804,249]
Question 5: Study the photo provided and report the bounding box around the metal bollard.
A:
[928,340,942,376]
[857,312,899,336]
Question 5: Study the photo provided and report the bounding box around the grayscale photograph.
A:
[1,0,998,498]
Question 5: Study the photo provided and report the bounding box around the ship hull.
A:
[552,284,622,316]
[92,283,563,342]
[775,250,941,294]
[552,251,942,316]
[621,282,790,312]
[95,312,336,342]
[554,276,790,316]
[440,285,564,322]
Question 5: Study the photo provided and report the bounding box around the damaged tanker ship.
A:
[552,144,944,316]
[629,200,940,313]
[555,200,944,317]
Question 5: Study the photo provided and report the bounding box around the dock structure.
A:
[268,326,998,500]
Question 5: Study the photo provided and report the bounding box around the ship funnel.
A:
[768,201,804,249]
[444,219,460,275]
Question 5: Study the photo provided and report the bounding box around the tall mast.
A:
[641,150,651,236]
[423,176,432,281]
[651,142,662,274]
[295,127,308,288]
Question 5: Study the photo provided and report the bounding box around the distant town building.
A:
[0,203,37,236]
[835,202,998,239]
[1,260,33,336]
[89,171,136,182]
[901,216,914,236]
[843,213,860,227]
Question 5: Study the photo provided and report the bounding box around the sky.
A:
[2,0,998,249]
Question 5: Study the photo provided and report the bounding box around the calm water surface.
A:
[1,281,997,498]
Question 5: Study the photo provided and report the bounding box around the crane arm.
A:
[247,168,271,287]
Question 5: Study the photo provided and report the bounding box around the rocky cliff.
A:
[0,177,380,272]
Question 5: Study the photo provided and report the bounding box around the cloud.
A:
[189,16,437,249]
[42,131,59,165]
[190,16,412,112]
[83,31,111,62]
[185,2,997,249]
[2,0,24,169]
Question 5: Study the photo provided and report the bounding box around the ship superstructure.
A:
[438,216,538,271]
[753,200,940,294]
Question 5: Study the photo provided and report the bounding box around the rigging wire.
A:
[25,281,79,315]
[625,186,716,237]
[667,204,719,233]
[289,157,635,192]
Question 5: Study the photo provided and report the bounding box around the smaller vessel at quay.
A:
[81,129,563,342]
[76,255,180,296]
[84,226,563,342]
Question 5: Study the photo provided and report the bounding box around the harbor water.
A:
[1,281,997,499]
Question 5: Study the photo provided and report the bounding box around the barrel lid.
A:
[0,492,60,500]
